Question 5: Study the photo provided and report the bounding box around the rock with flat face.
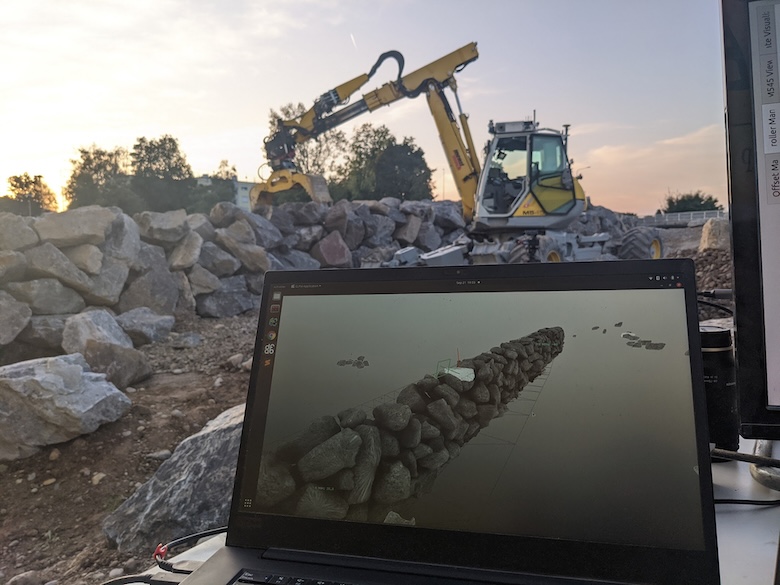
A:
[310,230,353,268]
[135,209,190,246]
[33,206,119,247]
[4,279,85,315]
[115,307,175,346]
[197,241,241,277]
[0,213,40,251]
[117,266,179,316]
[168,230,203,271]
[24,242,92,293]
[62,244,104,275]
[0,250,27,282]
[0,354,131,461]
[103,212,141,265]
[102,404,244,553]
[0,291,31,345]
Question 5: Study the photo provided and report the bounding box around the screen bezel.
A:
[226,260,719,585]
[722,0,780,439]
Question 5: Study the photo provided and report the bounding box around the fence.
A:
[635,210,727,227]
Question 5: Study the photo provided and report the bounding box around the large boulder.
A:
[699,218,731,252]
[103,212,142,265]
[0,354,131,461]
[197,241,241,277]
[135,209,190,246]
[241,212,284,250]
[0,290,32,345]
[195,275,257,318]
[168,230,203,271]
[215,221,271,273]
[0,213,39,251]
[187,213,216,241]
[81,256,131,306]
[324,200,365,250]
[4,279,86,315]
[62,244,104,275]
[62,310,133,352]
[102,405,244,553]
[115,307,175,346]
[23,242,92,293]
[15,314,71,349]
[33,206,119,247]
[310,230,353,268]
[118,265,179,316]
[0,250,27,282]
[187,263,221,296]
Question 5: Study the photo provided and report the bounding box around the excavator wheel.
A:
[507,237,531,263]
[617,227,664,260]
[537,235,565,263]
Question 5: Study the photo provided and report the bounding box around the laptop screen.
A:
[230,259,718,584]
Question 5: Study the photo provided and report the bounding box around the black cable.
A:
[714,498,780,506]
[99,575,153,585]
[697,299,733,316]
[154,526,227,574]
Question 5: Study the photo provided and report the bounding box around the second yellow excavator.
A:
[251,42,662,264]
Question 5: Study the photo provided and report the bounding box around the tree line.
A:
[1,102,435,216]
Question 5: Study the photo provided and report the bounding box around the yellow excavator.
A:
[251,42,662,264]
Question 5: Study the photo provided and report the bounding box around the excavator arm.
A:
[251,43,481,213]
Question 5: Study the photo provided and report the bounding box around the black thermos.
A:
[699,325,739,453]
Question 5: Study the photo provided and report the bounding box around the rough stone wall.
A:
[256,327,564,523]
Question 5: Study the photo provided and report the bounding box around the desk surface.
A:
[711,438,780,585]
[143,439,780,585]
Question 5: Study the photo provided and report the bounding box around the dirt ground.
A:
[0,225,712,585]
[0,310,260,585]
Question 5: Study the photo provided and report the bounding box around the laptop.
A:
[182,258,720,585]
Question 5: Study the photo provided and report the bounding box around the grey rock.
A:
[0,250,27,282]
[117,267,179,316]
[337,408,367,429]
[171,270,196,314]
[16,314,70,349]
[699,218,730,252]
[0,213,40,251]
[4,279,85,315]
[255,463,296,508]
[62,310,133,353]
[242,212,284,250]
[324,200,365,250]
[197,241,241,277]
[417,448,450,470]
[81,256,131,306]
[274,249,321,271]
[400,200,435,222]
[195,275,256,318]
[103,213,141,265]
[81,339,152,390]
[186,213,216,241]
[373,403,412,431]
[363,214,396,248]
[130,242,168,275]
[277,416,341,463]
[215,222,270,273]
[398,417,422,449]
[0,354,131,461]
[115,307,175,346]
[134,209,190,245]
[0,291,31,345]
[244,273,265,295]
[372,460,411,504]
[413,221,442,252]
[34,206,118,247]
[433,201,466,230]
[168,230,203,271]
[187,263,221,296]
[393,214,422,245]
[293,224,325,251]
[209,201,243,228]
[310,230,353,268]
[297,428,362,482]
[62,244,103,275]
[102,405,243,553]
[347,425,381,505]
[292,201,327,225]
[24,242,92,293]
[426,399,459,431]
[268,207,297,235]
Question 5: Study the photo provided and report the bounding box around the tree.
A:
[268,102,348,178]
[330,124,433,201]
[131,135,194,212]
[6,173,58,215]
[663,190,723,213]
[374,138,433,201]
[188,160,238,214]
[64,145,145,213]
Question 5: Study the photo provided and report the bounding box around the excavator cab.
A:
[472,120,587,233]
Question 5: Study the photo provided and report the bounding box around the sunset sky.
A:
[2,0,726,216]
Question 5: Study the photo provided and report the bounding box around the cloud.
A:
[578,124,728,215]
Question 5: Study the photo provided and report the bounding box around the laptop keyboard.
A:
[234,571,355,585]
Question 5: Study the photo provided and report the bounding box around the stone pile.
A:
[101,327,563,550]
[257,327,564,522]
[0,199,472,370]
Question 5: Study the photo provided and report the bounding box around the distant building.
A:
[233,180,254,211]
